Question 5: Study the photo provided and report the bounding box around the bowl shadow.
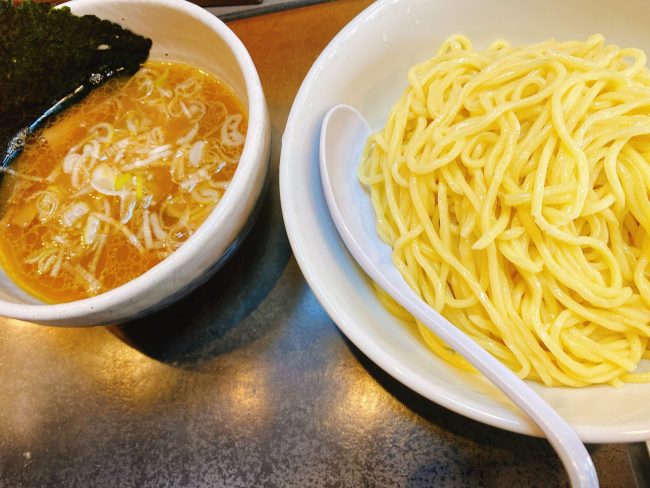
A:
[112,167,291,367]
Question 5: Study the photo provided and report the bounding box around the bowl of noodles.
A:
[0,0,270,325]
[280,0,650,441]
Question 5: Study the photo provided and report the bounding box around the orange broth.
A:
[0,60,247,303]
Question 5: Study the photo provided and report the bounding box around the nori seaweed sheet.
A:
[0,0,152,148]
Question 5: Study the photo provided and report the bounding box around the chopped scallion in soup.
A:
[0,60,247,303]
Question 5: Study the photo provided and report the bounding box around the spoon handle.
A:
[384,274,598,488]
[320,104,598,488]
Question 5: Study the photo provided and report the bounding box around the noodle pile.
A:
[359,35,650,387]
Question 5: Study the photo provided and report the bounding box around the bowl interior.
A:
[0,0,262,319]
[281,0,650,442]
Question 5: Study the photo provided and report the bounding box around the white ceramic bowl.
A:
[280,0,650,442]
[0,0,270,326]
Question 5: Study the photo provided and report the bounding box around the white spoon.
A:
[319,104,598,488]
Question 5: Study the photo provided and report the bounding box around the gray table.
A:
[1,1,649,486]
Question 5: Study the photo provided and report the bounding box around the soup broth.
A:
[0,60,247,303]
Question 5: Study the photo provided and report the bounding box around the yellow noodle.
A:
[359,34,650,387]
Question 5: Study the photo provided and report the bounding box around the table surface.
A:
[1,1,650,486]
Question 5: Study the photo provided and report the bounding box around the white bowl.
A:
[280,0,650,442]
[0,0,270,326]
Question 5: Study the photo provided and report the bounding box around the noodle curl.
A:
[359,34,650,387]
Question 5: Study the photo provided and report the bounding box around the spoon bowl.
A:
[319,104,598,488]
